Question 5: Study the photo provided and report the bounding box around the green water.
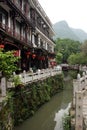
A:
[14,78,73,130]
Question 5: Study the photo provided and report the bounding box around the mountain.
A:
[71,28,87,42]
[53,21,87,42]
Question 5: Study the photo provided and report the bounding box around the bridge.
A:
[61,64,79,71]
[72,71,87,130]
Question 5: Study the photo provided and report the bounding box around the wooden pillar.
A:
[38,34,41,47]
[20,0,22,10]
[25,2,29,17]
[13,14,16,36]
[32,31,36,47]
[8,13,10,29]
[25,25,27,43]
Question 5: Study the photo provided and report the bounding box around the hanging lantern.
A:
[50,61,54,65]
[32,54,36,59]
[38,56,42,60]
[0,44,4,49]
[26,51,31,55]
[37,56,41,60]
[13,50,20,57]
[42,56,45,60]
[41,56,45,60]
[26,51,31,58]
[54,61,57,66]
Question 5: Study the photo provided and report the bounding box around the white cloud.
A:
[38,0,87,32]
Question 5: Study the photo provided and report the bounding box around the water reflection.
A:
[54,103,71,130]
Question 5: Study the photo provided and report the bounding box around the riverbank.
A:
[14,76,73,130]
[0,73,64,130]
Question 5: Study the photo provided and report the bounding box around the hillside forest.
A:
[55,38,87,65]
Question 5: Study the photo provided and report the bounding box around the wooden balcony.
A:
[0,22,31,45]
[12,0,26,16]
[5,0,35,28]
[36,22,49,38]
[0,22,13,35]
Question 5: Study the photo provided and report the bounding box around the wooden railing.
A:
[0,22,31,44]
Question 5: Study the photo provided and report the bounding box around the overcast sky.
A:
[38,0,87,32]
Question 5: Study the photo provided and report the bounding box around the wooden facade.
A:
[0,0,55,72]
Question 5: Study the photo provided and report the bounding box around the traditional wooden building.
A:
[0,0,55,72]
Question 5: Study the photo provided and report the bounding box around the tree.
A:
[0,49,20,78]
[55,38,81,63]
[56,52,63,64]
[67,53,80,65]
[68,53,87,65]
[81,40,87,55]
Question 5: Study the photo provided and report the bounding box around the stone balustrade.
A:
[73,72,87,107]
[0,67,62,97]
[73,71,87,130]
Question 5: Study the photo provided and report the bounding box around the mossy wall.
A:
[0,94,14,130]
[0,74,64,129]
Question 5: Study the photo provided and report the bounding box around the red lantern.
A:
[32,54,36,59]
[26,52,31,55]
[50,61,54,65]
[38,56,41,60]
[42,56,45,60]
[54,62,57,66]
[0,44,4,49]
[13,50,20,57]
[39,56,41,60]
[26,51,31,58]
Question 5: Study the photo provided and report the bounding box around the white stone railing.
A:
[73,71,87,130]
[79,65,87,72]
[14,68,62,85]
[0,67,62,97]
[73,72,87,107]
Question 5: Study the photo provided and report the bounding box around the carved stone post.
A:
[73,79,79,107]
[1,77,6,97]
[75,91,83,130]
[23,70,26,84]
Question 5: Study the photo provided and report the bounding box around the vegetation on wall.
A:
[0,92,14,130]
[0,74,64,129]
[62,114,71,130]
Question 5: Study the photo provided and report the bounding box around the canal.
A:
[14,76,73,130]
